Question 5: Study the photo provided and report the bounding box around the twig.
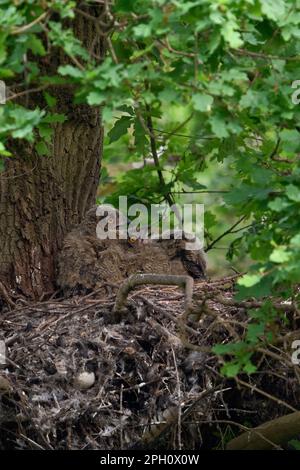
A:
[7,85,50,102]
[11,12,49,35]
[233,48,300,61]
[145,105,184,225]
[199,420,281,450]
[139,295,205,340]
[120,383,124,449]
[5,333,20,347]
[19,434,45,450]
[173,190,229,194]
[69,54,85,71]
[235,377,297,413]
[146,107,175,208]
[0,281,16,308]
[107,37,119,64]
[161,113,194,144]
[130,387,221,449]
[152,128,215,140]
[206,216,247,252]
[171,347,182,450]
[145,317,183,349]
[214,294,296,313]
[269,139,300,164]
[158,38,199,59]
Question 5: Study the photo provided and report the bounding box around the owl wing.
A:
[181,249,207,279]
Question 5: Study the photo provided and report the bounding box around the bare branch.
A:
[233,48,300,61]
[6,85,50,102]
[227,410,300,450]
[206,216,247,252]
[113,273,194,317]
[11,12,49,36]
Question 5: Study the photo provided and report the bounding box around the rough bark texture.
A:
[0,6,106,298]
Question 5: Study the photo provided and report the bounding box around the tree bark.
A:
[0,6,106,299]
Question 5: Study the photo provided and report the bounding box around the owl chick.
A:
[57,205,135,294]
[154,230,207,279]
[121,230,206,279]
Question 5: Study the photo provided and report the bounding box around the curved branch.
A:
[113,273,194,316]
[227,411,300,450]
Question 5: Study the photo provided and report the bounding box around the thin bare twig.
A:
[7,85,50,102]
[235,377,297,413]
[233,48,300,62]
[11,12,49,35]
[206,216,247,252]
[171,347,182,450]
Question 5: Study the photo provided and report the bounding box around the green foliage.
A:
[289,439,300,450]
[213,301,280,377]
[1,0,300,378]
[0,105,45,140]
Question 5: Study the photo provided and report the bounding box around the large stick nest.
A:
[0,276,299,450]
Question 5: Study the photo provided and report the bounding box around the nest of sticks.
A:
[0,275,299,450]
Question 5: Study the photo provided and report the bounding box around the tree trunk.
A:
[0,6,105,299]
